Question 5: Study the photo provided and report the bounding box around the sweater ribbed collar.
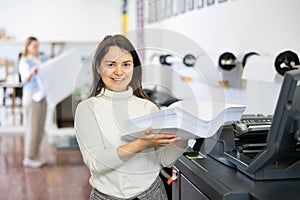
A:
[97,87,133,100]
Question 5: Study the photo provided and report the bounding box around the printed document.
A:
[122,100,246,140]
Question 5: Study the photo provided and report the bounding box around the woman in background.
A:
[19,36,48,168]
[75,34,188,200]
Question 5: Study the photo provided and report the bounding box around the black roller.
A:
[274,50,299,76]
[159,54,172,66]
[218,52,237,70]
[183,54,196,67]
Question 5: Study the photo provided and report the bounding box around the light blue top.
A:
[19,54,48,90]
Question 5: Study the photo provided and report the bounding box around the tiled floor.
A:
[0,133,91,200]
[0,106,92,200]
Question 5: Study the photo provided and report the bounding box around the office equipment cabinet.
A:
[172,155,300,200]
[172,167,209,200]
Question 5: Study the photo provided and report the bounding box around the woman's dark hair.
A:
[89,34,155,103]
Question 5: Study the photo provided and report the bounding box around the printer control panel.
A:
[233,114,272,136]
[231,114,273,154]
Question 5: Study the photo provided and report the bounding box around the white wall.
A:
[145,0,300,59]
[0,0,122,42]
[141,0,300,115]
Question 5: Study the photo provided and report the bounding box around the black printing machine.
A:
[197,69,300,180]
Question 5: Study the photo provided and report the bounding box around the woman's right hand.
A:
[137,128,181,149]
[25,66,39,82]
[117,128,181,162]
[31,66,39,75]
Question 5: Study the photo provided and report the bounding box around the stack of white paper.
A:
[122,100,246,140]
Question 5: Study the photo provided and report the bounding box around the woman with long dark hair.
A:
[75,34,187,200]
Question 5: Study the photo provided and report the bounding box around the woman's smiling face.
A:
[98,46,134,92]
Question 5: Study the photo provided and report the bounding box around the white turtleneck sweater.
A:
[74,87,186,199]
